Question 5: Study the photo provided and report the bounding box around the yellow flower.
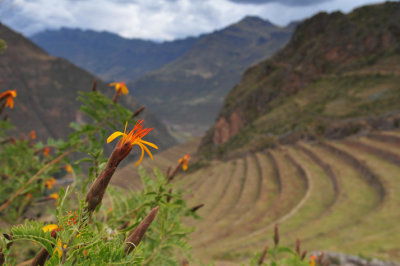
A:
[42,224,59,233]
[41,224,64,256]
[107,120,158,166]
[49,192,59,205]
[0,90,17,109]
[45,177,56,189]
[109,82,129,95]
[178,154,191,171]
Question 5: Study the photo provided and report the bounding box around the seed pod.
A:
[86,142,132,213]
[190,204,204,213]
[257,244,268,265]
[91,79,97,92]
[301,250,307,261]
[273,224,279,247]
[296,237,301,255]
[132,106,145,118]
[166,166,172,178]
[125,206,159,255]
[166,188,173,203]
[30,248,49,266]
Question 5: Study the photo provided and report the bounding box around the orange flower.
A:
[178,154,190,171]
[309,255,317,266]
[43,147,50,156]
[107,120,158,166]
[109,82,129,95]
[65,164,73,173]
[45,177,56,189]
[0,90,17,109]
[25,193,33,200]
[29,130,36,140]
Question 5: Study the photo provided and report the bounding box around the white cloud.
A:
[0,0,388,40]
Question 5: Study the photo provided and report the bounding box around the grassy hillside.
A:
[111,129,400,264]
[200,2,400,158]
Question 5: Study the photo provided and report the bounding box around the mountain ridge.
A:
[31,27,198,81]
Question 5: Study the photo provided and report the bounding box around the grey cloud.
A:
[227,0,332,6]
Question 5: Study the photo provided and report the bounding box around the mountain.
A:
[200,2,400,157]
[30,28,197,81]
[132,16,295,136]
[0,22,177,149]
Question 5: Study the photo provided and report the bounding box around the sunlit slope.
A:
[177,130,400,264]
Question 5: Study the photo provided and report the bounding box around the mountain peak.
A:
[237,16,276,28]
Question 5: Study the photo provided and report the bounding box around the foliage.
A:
[0,84,194,265]
[248,226,316,266]
[0,38,6,53]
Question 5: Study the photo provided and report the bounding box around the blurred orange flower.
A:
[43,147,51,156]
[179,154,190,171]
[0,90,17,109]
[65,164,73,173]
[29,130,36,140]
[109,82,129,95]
[45,177,56,189]
[49,192,59,202]
[107,120,158,166]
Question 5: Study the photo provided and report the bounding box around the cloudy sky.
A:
[0,0,390,40]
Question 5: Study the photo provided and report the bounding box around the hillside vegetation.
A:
[200,2,400,157]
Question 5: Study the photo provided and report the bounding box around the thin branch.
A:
[0,148,73,213]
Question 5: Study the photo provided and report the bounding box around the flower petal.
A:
[139,142,154,160]
[135,143,145,166]
[121,85,129,95]
[107,131,125,143]
[124,121,128,134]
[140,140,158,149]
